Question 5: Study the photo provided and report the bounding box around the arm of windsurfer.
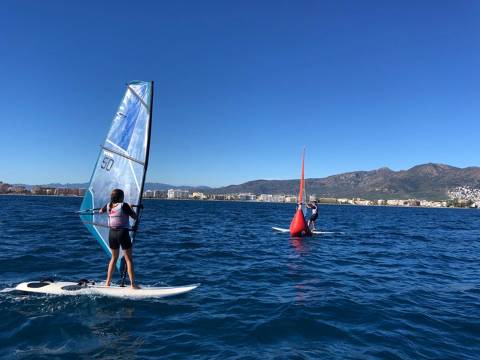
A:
[123,203,139,231]
[98,204,108,214]
[123,203,138,221]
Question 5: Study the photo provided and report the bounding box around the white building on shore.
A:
[258,194,274,202]
[191,192,207,200]
[272,194,285,203]
[167,189,190,199]
[237,193,256,201]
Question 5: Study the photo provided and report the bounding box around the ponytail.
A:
[109,189,125,211]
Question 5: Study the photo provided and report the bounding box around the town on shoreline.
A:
[1,182,478,209]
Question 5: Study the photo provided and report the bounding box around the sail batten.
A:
[100,145,146,166]
[79,81,153,270]
[127,85,149,109]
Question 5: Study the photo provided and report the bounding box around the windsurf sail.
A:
[299,147,307,214]
[79,81,154,269]
[290,148,311,237]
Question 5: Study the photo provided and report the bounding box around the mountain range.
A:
[209,163,480,200]
[13,163,480,200]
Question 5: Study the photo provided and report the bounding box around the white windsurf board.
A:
[272,226,338,235]
[15,281,199,299]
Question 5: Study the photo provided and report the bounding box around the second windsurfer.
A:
[306,201,318,230]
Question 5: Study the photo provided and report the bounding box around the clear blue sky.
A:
[1,0,479,186]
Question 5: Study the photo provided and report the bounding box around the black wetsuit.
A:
[309,204,318,222]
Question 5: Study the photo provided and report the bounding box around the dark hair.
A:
[109,189,124,210]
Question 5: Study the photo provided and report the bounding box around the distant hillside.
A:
[9,163,480,200]
[209,163,480,200]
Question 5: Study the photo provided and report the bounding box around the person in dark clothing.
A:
[306,201,318,230]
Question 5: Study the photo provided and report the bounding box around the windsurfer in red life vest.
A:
[99,188,139,289]
[307,200,318,230]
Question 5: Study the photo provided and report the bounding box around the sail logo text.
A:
[101,155,114,171]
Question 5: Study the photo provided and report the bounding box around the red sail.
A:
[290,207,311,237]
[290,148,311,237]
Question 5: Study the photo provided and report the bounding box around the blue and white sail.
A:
[79,81,153,269]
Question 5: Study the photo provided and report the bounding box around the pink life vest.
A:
[108,203,130,229]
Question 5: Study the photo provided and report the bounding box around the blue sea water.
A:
[0,195,479,359]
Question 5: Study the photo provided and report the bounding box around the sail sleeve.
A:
[79,81,153,269]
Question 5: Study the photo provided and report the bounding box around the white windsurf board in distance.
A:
[15,281,199,299]
[272,226,338,235]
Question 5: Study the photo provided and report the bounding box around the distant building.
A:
[237,193,256,201]
[191,192,207,200]
[167,189,189,199]
[284,196,297,203]
[317,197,337,204]
[211,194,226,200]
[153,190,167,199]
[12,186,27,194]
[407,199,420,207]
[54,188,69,196]
[31,186,46,195]
[0,182,10,193]
[354,199,372,206]
[258,194,273,202]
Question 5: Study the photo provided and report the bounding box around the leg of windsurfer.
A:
[106,249,119,287]
[123,248,137,289]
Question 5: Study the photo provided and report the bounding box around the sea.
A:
[0,195,479,359]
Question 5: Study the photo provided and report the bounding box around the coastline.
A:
[1,194,472,210]
[0,193,82,198]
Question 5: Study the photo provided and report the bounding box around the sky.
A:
[0,0,479,187]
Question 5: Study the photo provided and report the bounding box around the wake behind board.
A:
[272,226,337,235]
[15,281,199,299]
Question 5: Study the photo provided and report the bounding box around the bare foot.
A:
[131,284,140,289]
[105,283,110,287]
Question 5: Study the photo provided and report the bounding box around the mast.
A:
[139,80,154,205]
[120,81,154,286]
[298,148,305,206]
